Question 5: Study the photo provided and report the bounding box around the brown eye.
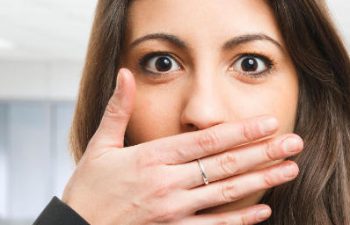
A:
[143,54,181,73]
[241,57,258,71]
[233,55,272,75]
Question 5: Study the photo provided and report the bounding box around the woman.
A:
[34,0,350,224]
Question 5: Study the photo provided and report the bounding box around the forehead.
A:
[126,0,284,46]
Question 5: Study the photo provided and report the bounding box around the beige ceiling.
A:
[0,0,348,61]
[0,0,96,61]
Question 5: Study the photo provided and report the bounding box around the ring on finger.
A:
[197,159,209,185]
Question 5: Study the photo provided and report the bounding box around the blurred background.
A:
[0,0,349,224]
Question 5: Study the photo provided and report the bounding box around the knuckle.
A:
[214,220,230,225]
[169,146,188,164]
[240,120,267,141]
[263,141,276,161]
[149,174,174,198]
[240,214,250,225]
[217,153,240,176]
[263,172,277,187]
[134,145,159,167]
[220,182,240,203]
[104,99,128,119]
[239,122,255,141]
[153,183,171,198]
[196,129,220,154]
[104,99,118,115]
[152,204,181,222]
[134,159,175,197]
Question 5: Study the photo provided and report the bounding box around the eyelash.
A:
[138,51,183,78]
[138,51,275,79]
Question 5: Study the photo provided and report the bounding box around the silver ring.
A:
[196,159,209,185]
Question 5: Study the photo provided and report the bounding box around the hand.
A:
[62,68,303,225]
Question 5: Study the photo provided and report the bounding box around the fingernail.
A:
[255,208,271,221]
[282,162,299,178]
[282,136,302,153]
[260,117,278,134]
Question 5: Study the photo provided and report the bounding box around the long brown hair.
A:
[70,0,350,224]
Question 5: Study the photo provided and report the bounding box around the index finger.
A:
[140,115,278,165]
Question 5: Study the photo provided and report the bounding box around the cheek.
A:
[229,73,298,134]
[125,85,182,145]
[269,73,299,133]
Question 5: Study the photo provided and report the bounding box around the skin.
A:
[121,0,299,214]
[62,0,303,224]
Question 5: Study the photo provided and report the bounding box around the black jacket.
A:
[33,197,89,225]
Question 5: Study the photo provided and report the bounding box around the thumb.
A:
[93,68,136,148]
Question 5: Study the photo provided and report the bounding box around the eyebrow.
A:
[128,32,284,52]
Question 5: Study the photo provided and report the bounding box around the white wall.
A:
[0,101,75,224]
[327,0,350,50]
[0,60,83,101]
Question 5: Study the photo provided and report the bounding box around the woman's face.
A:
[122,0,298,212]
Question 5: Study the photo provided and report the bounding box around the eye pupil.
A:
[241,57,258,71]
[155,57,172,71]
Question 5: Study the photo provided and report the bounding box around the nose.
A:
[180,76,228,131]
